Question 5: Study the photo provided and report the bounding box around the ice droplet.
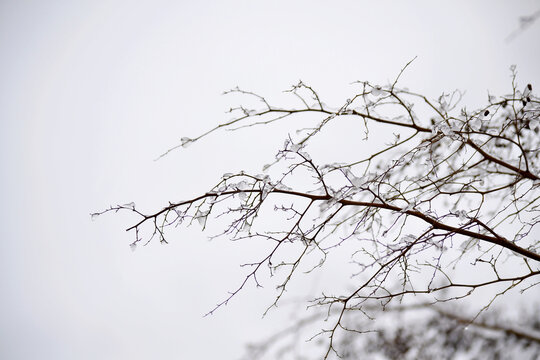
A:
[235,181,249,190]
[180,137,192,148]
[261,186,270,199]
[299,151,311,161]
[350,176,363,187]
[371,86,383,97]
[400,203,415,213]
[401,234,416,242]
[174,208,184,217]
[130,243,137,252]
[123,202,136,209]
[275,183,292,191]
[438,124,451,135]
[290,143,301,152]
[197,216,207,226]
[90,213,99,221]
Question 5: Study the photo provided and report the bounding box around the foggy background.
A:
[1,1,539,359]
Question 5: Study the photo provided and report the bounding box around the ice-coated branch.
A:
[97,66,540,358]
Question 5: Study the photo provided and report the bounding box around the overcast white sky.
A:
[1,1,540,359]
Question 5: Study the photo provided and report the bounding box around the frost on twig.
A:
[99,64,540,358]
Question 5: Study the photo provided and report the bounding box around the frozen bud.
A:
[523,83,532,97]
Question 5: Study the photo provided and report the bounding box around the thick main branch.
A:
[128,188,540,262]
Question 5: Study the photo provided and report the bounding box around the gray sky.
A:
[1,1,539,359]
